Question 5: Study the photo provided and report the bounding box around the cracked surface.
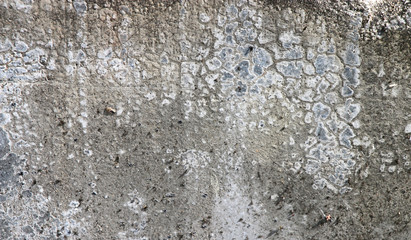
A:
[0,0,410,239]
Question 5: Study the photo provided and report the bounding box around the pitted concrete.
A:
[0,0,410,239]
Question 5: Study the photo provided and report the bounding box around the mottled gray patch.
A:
[253,65,263,75]
[235,60,253,80]
[219,47,234,61]
[160,56,168,64]
[341,84,354,97]
[225,35,236,45]
[0,128,10,159]
[0,217,11,239]
[239,8,249,21]
[0,153,18,189]
[252,47,272,68]
[312,102,331,120]
[314,54,339,75]
[276,61,303,78]
[337,99,361,122]
[23,225,34,234]
[226,5,238,20]
[236,81,247,96]
[240,45,254,57]
[221,71,234,82]
[249,84,260,94]
[22,190,32,198]
[342,66,360,87]
[225,22,238,35]
[73,1,87,15]
[316,123,331,141]
[235,27,257,43]
[343,43,361,66]
[285,47,304,59]
[339,126,355,148]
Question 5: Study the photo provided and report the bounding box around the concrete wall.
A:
[0,0,410,239]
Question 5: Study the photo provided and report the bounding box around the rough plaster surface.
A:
[0,0,410,239]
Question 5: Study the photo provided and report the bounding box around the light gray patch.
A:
[10,59,23,67]
[276,61,303,78]
[221,71,234,82]
[225,35,236,45]
[316,80,330,94]
[316,122,331,141]
[0,128,10,159]
[235,27,257,43]
[77,50,86,62]
[282,46,304,59]
[252,47,272,68]
[225,22,238,35]
[308,144,322,160]
[226,5,238,20]
[243,20,253,28]
[346,159,356,168]
[219,48,239,70]
[338,99,361,122]
[219,47,234,61]
[343,43,361,66]
[312,102,331,120]
[328,39,336,54]
[239,8,249,21]
[341,84,354,97]
[73,1,87,15]
[342,67,360,87]
[314,54,333,75]
[327,119,339,133]
[339,126,355,148]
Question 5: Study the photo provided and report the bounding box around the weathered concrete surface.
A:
[0,0,410,239]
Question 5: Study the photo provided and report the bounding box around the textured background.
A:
[0,0,410,239]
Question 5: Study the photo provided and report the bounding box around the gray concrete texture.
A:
[0,0,410,239]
